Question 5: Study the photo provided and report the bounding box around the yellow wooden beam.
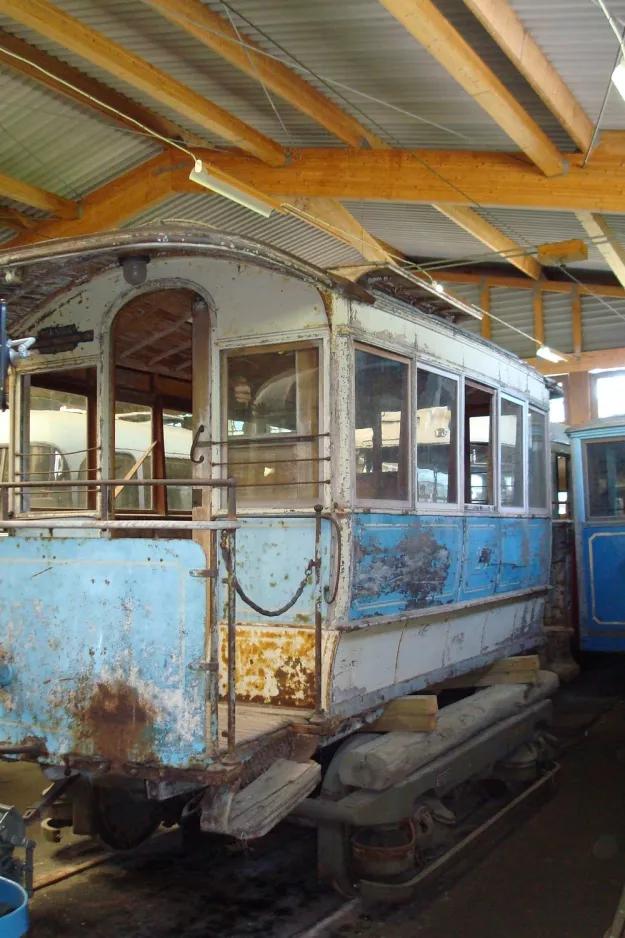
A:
[0,171,77,219]
[177,148,625,213]
[286,197,395,263]
[480,280,491,339]
[576,212,625,290]
[437,270,625,297]
[5,151,179,246]
[433,203,543,279]
[0,0,285,165]
[145,0,388,151]
[0,208,38,231]
[536,238,588,266]
[0,28,207,149]
[376,0,563,175]
[461,0,594,152]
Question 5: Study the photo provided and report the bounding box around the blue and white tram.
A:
[0,229,555,889]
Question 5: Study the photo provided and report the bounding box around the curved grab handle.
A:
[190,424,206,464]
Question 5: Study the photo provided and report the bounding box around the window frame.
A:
[527,405,550,515]
[17,365,99,517]
[498,392,527,515]
[353,341,412,510]
[415,362,462,512]
[463,377,498,512]
[220,338,325,509]
[583,435,625,522]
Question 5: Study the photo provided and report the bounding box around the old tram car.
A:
[569,417,625,652]
[0,230,556,894]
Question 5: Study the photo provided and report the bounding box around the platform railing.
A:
[0,477,240,758]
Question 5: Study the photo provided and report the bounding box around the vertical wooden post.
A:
[533,288,545,346]
[152,395,167,515]
[568,372,591,426]
[480,280,491,339]
[86,369,98,511]
[572,286,582,356]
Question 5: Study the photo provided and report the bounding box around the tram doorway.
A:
[111,287,208,522]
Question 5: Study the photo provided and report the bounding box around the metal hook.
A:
[190,424,205,464]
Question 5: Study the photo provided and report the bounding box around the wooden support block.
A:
[365,695,438,733]
[434,656,540,690]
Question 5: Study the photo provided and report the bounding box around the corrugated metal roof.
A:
[443,282,482,335]
[507,0,625,132]
[582,294,625,351]
[490,287,536,358]
[0,65,159,198]
[544,291,574,354]
[127,191,366,268]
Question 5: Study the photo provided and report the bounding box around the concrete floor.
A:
[2,657,625,937]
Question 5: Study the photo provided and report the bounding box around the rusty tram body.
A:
[0,230,556,891]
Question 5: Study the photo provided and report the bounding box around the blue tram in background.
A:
[570,417,625,651]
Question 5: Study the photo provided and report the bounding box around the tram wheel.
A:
[92,784,160,851]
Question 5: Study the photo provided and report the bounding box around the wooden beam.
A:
[145,0,388,151]
[567,371,592,424]
[0,0,285,166]
[536,238,588,266]
[5,151,179,246]
[435,655,540,689]
[365,696,438,733]
[461,0,594,152]
[437,270,625,297]
[376,0,563,175]
[0,171,77,219]
[286,197,395,263]
[572,286,583,356]
[576,212,625,289]
[179,148,625,213]
[533,288,545,345]
[527,347,625,375]
[433,203,543,279]
[0,208,38,231]
[0,28,207,148]
[480,280,491,339]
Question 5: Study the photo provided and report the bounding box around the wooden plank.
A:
[576,212,625,290]
[461,0,594,152]
[434,655,540,690]
[366,695,438,733]
[433,203,543,279]
[0,27,207,149]
[183,147,625,213]
[0,0,285,166]
[287,197,395,263]
[0,170,77,218]
[146,0,388,151]
[363,0,562,174]
[480,280,492,339]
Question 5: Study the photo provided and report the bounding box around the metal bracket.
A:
[189,568,217,578]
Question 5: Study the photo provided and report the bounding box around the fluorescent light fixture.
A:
[189,159,274,218]
[613,60,625,102]
[536,345,567,364]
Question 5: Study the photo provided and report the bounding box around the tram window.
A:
[21,369,95,512]
[355,347,410,503]
[224,345,320,503]
[528,409,548,510]
[464,383,494,505]
[587,439,625,518]
[114,402,153,509]
[500,398,524,509]
[164,408,192,511]
[416,369,457,504]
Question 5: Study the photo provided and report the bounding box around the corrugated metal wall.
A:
[544,292,574,354]
[490,287,536,359]
[582,295,625,352]
[446,283,482,336]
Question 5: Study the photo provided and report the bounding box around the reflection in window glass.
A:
[587,439,625,518]
[164,408,193,510]
[24,381,89,511]
[465,384,494,505]
[596,373,625,419]
[114,402,153,509]
[528,409,548,510]
[355,349,409,502]
[225,346,319,503]
[500,398,524,508]
[416,369,457,503]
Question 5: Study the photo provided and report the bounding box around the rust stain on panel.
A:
[70,681,157,764]
[220,626,316,708]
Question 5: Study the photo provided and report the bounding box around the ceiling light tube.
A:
[536,345,568,364]
[189,160,275,218]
